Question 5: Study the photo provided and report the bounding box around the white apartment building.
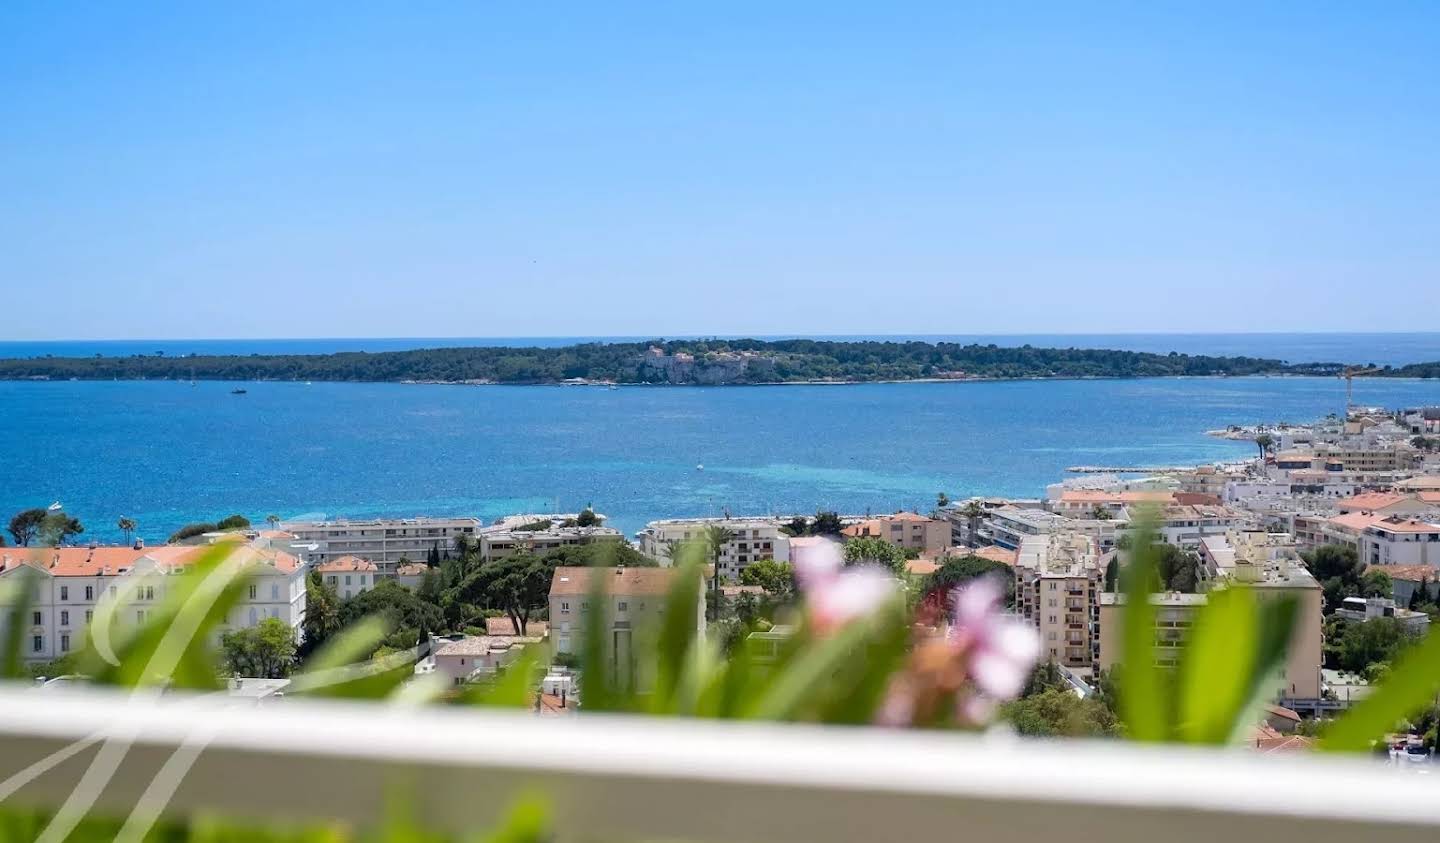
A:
[1014,533,1104,676]
[1357,517,1440,568]
[636,517,786,579]
[281,517,482,567]
[1132,505,1253,548]
[315,556,378,600]
[981,506,1126,553]
[1335,597,1431,634]
[478,524,623,562]
[431,631,545,687]
[0,541,308,664]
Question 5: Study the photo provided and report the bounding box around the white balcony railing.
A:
[0,685,1437,842]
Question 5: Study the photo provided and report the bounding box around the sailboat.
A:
[47,501,63,512]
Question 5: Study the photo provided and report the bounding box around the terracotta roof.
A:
[971,546,1019,567]
[1370,564,1438,582]
[1265,703,1302,723]
[1326,512,1389,532]
[1059,490,1175,504]
[395,563,429,576]
[906,558,939,576]
[484,618,548,637]
[1418,491,1440,504]
[1340,492,1414,512]
[1369,517,1440,535]
[0,543,300,576]
[434,636,531,658]
[1253,734,1316,754]
[316,556,378,573]
[548,566,675,597]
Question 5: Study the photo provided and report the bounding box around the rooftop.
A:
[548,565,676,597]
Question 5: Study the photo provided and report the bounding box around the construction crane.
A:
[1338,365,1381,413]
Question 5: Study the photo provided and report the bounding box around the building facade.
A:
[1014,533,1104,676]
[841,512,949,556]
[0,541,308,664]
[281,517,483,568]
[636,518,786,580]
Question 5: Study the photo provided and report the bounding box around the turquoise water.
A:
[3,376,1440,544]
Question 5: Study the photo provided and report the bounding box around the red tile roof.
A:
[548,566,675,597]
[316,555,378,573]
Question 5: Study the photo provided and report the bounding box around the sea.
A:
[2,333,1439,545]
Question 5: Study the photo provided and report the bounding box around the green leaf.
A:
[579,572,616,711]
[744,617,875,721]
[1224,594,1298,744]
[1119,512,1169,741]
[654,557,704,707]
[818,600,911,725]
[0,569,37,680]
[1322,625,1440,752]
[462,647,543,709]
[1178,587,1257,743]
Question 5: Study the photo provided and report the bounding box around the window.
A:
[31,611,42,626]
[327,575,337,586]
[137,610,145,623]
[248,584,258,600]
[60,586,69,601]
[1048,599,1057,608]
[60,610,69,626]
[144,586,154,601]
[1048,615,1057,624]
[1047,631,1057,640]
[85,586,93,601]
[85,611,93,623]
[248,608,258,625]
[32,635,44,652]
[271,584,280,600]
[60,634,70,652]
[561,602,570,612]
[618,601,628,611]
[344,575,352,586]
[1048,581,1057,591]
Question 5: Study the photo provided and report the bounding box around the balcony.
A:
[0,685,1435,842]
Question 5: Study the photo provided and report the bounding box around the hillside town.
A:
[3,403,1440,758]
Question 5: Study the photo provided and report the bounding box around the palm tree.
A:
[936,491,951,510]
[266,514,281,530]
[117,517,137,545]
[701,525,736,622]
[1254,432,1274,462]
[959,500,986,547]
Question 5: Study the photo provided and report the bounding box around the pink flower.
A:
[792,539,895,632]
[951,577,1040,702]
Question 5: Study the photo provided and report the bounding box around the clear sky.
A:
[3,2,1438,340]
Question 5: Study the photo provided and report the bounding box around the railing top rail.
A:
[0,685,1434,842]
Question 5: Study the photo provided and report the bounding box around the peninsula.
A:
[0,339,1408,386]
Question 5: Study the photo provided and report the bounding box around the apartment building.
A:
[1336,492,1431,518]
[1135,505,1252,548]
[1049,489,1176,519]
[431,628,547,687]
[980,506,1126,553]
[478,524,623,562]
[548,566,701,686]
[0,541,308,663]
[636,517,785,579]
[1334,597,1431,634]
[841,512,949,556]
[281,517,483,568]
[1014,533,1104,676]
[315,556,378,600]
[1198,530,1298,583]
[1358,517,1440,567]
[1098,556,1323,703]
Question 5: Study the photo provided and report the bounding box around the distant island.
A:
[1,339,1430,385]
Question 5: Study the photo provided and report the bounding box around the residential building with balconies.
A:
[1014,533,1104,676]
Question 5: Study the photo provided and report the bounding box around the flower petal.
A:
[809,566,895,631]
[792,539,844,590]
[953,576,1001,626]
[969,648,1030,700]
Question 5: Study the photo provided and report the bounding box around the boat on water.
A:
[231,388,248,395]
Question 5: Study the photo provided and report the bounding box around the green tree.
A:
[300,571,342,654]
[1302,544,1365,613]
[221,618,298,678]
[958,500,986,545]
[921,554,1014,605]
[215,514,251,531]
[452,553,554,635]
[265,514,281,529]
[338,580,444,652]
[117,517,137,545]
[1254,432,1274,461]
[810,511,843,536]
[8,509,46,546]
[701,525,737,621]
[842,536,906,575]
[780,516,810,537]
[575,508,603,527]
[738,559,796,599]
[1361,569,1393,599]
[1090,505,1113,521]
[1155,544,1200,593]
[167,522,218,544]
[936,492,950,509]
[1335,617,1417,674]
[1001,688,1118,737]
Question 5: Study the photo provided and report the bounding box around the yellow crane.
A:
[1338,365,1381,412]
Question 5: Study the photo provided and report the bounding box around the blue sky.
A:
[3,2,1438,339]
